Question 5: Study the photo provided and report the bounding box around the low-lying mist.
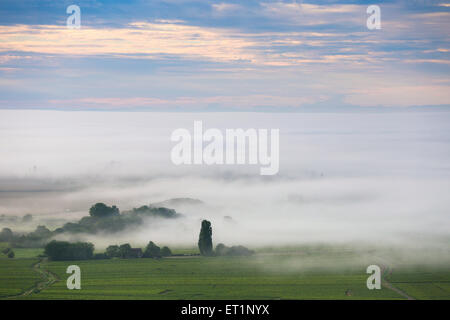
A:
[0,110,449,264]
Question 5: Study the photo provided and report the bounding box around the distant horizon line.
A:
[1,105,450,113]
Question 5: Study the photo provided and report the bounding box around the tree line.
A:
[44,240,172,261]
[0,202,181,248]
[41,219,252,261]
[2,211,254,260]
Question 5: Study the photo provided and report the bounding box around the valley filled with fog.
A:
[0,110,449,257]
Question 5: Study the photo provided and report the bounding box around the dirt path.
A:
[379,263,415,300]
[6,259,59,299]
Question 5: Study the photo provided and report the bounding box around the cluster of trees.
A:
[0,227,14,242]
[43,240,172,261]
[215,244,254,256]
[4,225,53,248]
[89,203,120,218]
[44,240,94,261]
[1,203,181,248]
[145,241,172,258]
[198,220,254,257]
[128,205,180,219]
[3,208,255,261]
[105,241,172,259]
[57,203,180,235]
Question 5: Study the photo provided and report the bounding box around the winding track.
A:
[379,262,416,300]
[5,258,59,299]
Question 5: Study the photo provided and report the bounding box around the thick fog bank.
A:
[0,110,449,251]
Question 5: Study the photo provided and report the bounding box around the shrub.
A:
[161,246,172,257]
[93,253,110,260]
[227,245,254,256]
[215,243,229,256]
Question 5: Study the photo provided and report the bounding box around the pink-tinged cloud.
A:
[1,17,448,69]
[0,22,258,64]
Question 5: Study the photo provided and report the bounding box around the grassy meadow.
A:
[1,243,449,300]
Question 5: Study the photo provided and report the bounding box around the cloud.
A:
[47,94,325,109]
[0,23,258,64]
[345,85,450,107]
[0,1,449,110]
[260,2,364,25]
[212,3,242,13]
[0,22,373,68]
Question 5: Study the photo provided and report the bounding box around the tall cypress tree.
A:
[198,220,213,256]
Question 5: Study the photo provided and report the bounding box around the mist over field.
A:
[0,110,449,254]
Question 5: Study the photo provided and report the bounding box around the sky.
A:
[0,0,449,111]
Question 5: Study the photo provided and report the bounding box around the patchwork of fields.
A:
[0,258,40,297]
[32,257,402,300]
[385,269,450,300]
[1,245,449,300]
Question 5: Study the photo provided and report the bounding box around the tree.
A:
[89,203,120,218]
[7,250,14,258]
[0,228,13,242]
[106,245,121,258]
[143,241,161,258]
[215,243,228,256]
[161,246,172,257]
[33,225,52,238]
[119,243,132,258]
[198,220,213,256]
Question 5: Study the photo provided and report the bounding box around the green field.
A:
[32,256,402,300]
[0,259,41,297]
[385,269,450,300]
[1,245,449,300]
